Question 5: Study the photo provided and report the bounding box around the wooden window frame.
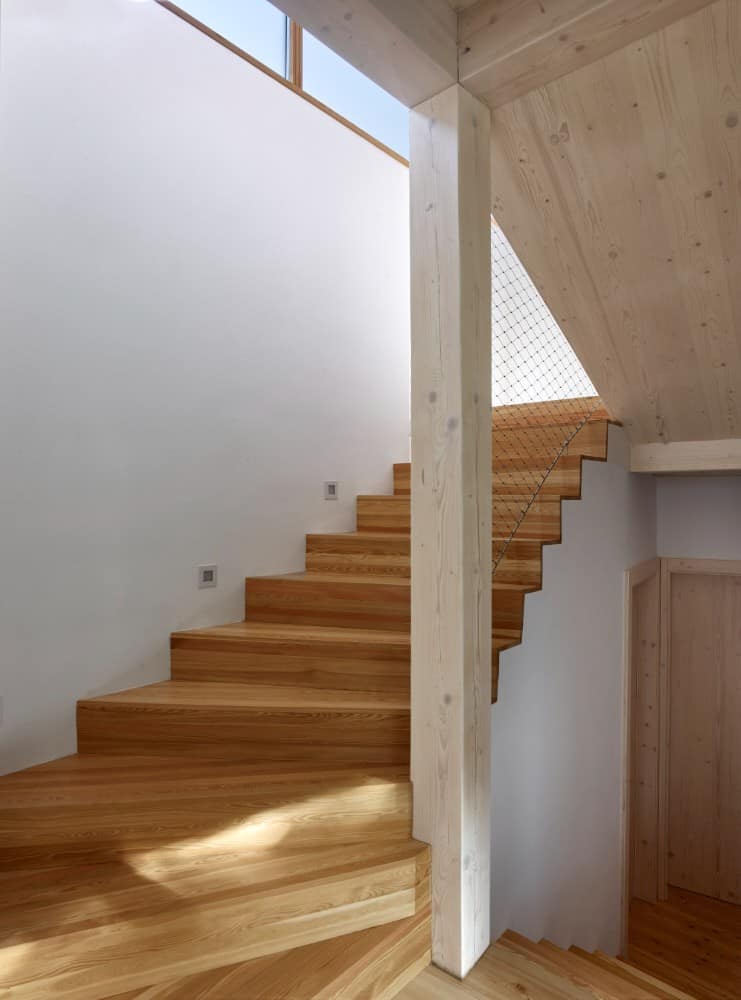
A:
[156,2,408,166]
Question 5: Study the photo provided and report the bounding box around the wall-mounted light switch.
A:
[198,565,218,589]
[324,481,339,500]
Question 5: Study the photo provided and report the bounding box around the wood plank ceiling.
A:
[479,0,741,445]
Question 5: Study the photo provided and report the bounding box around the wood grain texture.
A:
[669,573,741,903]
[632,438,741,473]
[490,0,741,446]
[0,839,430,999]
[109,906,431,1000]
[266,0,457,107]
[0,754,411,867]
[629,887,741,1000]
[246,573,412,632]
[171,621,410,691]
[458,0,716,108]
[400,927,691,998]
[77,681,410,765]
[306,532,411,578]
[409,83,492,977]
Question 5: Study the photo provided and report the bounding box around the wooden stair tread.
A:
[0,839,430,997]
[401,928,688,999]
[80,680,409,711]
[172,620,411,648]
[0,751,408,793]
[570,949,697,1000]
[246,574,530,594]
[2,839,428,937]
[249,570,410,587]
[108,905,431,999]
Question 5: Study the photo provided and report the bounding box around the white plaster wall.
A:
[0,0,410,775]
[491,427,657,954]
[657,476,741,558]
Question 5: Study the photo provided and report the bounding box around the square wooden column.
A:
[409,84,492,978]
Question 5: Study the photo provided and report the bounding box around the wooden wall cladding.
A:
[490,0,741,445]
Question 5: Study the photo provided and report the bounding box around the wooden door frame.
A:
[621,557,661,954]
[623,556,741,950]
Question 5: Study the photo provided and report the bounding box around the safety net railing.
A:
[491,220,601,568]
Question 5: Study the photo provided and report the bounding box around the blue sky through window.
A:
[171,0,409,158]
[303,31,409,158]
[175,0,288,77]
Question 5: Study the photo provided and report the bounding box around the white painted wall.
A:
[491,427,657,955]
[0,0,410,775]
[657,476,741,558]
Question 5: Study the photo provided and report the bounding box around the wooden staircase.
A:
[0,399,619,998]
[399,931,697,998]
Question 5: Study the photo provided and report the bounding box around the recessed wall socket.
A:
[324,481,339,500]
[198,565,218,589]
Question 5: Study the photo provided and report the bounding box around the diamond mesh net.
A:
[491,221,601,566]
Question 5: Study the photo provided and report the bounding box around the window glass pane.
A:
[175,0,288,77]
[303,32,409,158]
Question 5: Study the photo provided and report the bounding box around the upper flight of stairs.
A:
[398,931,697,999]
[0,398,612,998]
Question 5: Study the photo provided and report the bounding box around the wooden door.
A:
[669,573,741,904]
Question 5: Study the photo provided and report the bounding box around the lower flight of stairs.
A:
[0,398,614,998]
[405,930,695,999]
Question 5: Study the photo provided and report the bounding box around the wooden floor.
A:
[629,888,741,1000]
[399,930,695,999]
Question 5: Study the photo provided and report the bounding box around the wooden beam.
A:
[409,83,492,979]
[631,439,741,474]
[267,0,457,107]
[458,0,717,108]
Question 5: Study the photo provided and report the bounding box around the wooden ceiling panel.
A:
[490,0,741,444]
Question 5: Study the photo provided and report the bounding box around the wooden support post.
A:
[409,83,492,979]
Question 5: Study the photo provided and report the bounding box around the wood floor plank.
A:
[628,889,741,1000]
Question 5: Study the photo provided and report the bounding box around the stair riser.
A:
[172,644,409,693]
[1,853,429,999]
[306,533,410,578]
[357,497,410,534]
[493,539,543,587]
[246,575,519,634]
[394,457,584,499]
[305,533,541,584]
[357,496,561,540]
[77,703,410,766]
[498,500,561,542]
[246,577,411,632]
[0,780,412,869]
[492,590,525,631]
[492,420,608,460]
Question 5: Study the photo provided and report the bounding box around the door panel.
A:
[669,574,741,903]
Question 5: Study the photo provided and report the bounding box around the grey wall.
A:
[657,476,741,558]
[491,427,657,955]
